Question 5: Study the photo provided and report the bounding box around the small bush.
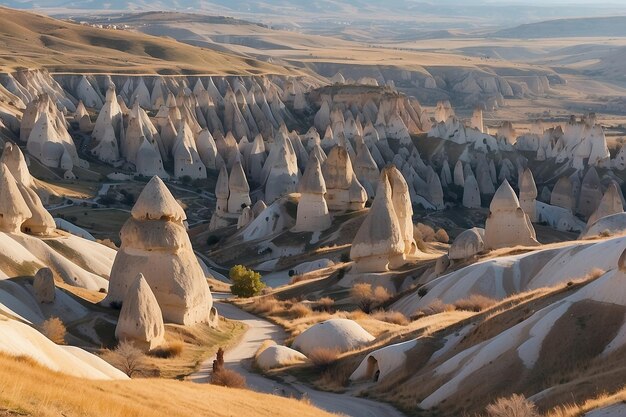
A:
[435,228,449,243]
[122,193,135,206]
[371,310,409,325]
[414,223,435,242]
[373,286,391,304]
[315,297,335,312]
[340,253,351,263]
[290,303,312,318]
[485,394,539,417]
[230,265,265,298]
[417,287,428,297]
[454,294,497,312]
[351,283,374,312]
[211,368,247,388]
[102,341,148,377]
[40,317,66,344]
[150,340,185,359]
[308,347,339,370]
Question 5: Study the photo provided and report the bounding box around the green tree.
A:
[229,265,265,298]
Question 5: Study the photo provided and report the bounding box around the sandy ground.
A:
[189,295,406,417]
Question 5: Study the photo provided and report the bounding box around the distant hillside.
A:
[0,7,291,75]
[493,16,626,39]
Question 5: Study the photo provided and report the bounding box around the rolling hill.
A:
[493,16,626,39]
[0,7,294,75]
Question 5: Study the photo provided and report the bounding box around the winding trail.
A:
[189,298,406,417]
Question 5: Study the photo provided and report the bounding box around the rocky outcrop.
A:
[350,171,404,273]
[115,273,166,351]
[295,154,331,232]
[105,176,213,325]
[484,180,539,250]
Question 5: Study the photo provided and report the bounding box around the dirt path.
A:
[189,299,406,417]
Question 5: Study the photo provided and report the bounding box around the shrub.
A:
[373,286,391,304]
[211,347,246,388]
[122,192,135,206]
[485,394,539,417]
[315,297,335,312]
[230,265,265,298]
[417,287,429,297]
[454,294,497,312]
[308,347,339,370]
[149,340,185,359]
[371,310,409,325]
[351,283,374,312]
[98,195,116,205]
[40,317,66,344]
[206,235,220,246]
[102,341,148,377]
[290,303,312,318]
[211,368,247,388]
[414,223,435,242]
[340,252,351,263]
[435,228,449,243]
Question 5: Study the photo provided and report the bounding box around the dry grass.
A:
[248,296,282,315]
[371,310,410,325]
[149,339,185,359]
[40,317,66,345]
[315,297,335,312]
[290,303,313,318]
[308,348,340,370]
[141,320,246,379]
[351,283,391,313]
[0,352,335,417]
[485,394,539,417]
[211,368,247,389]
[101,341,152,378]
[454,294,498,312]
[546,386,626,417]
[413,299,456,317]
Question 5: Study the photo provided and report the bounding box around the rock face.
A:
[18,183,55,235]
[295,155,331,232]
[449,228,485,260]
[518,168,537,222]
[33,267,55,303]
[292,318,375,356]
[551,176,574,211]
[323,146,366,211]
[350,171,404,273]
[578,167,603,218]
[386,166,417,263]
[587,183,623,227]
[105,176,213,325]
[115,273,165,351]
[0,163,31,233]
[484,180,539,250]
[227,160,251,214]
[462,175,481,208]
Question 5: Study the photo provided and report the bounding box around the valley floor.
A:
[190,297,406,417]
